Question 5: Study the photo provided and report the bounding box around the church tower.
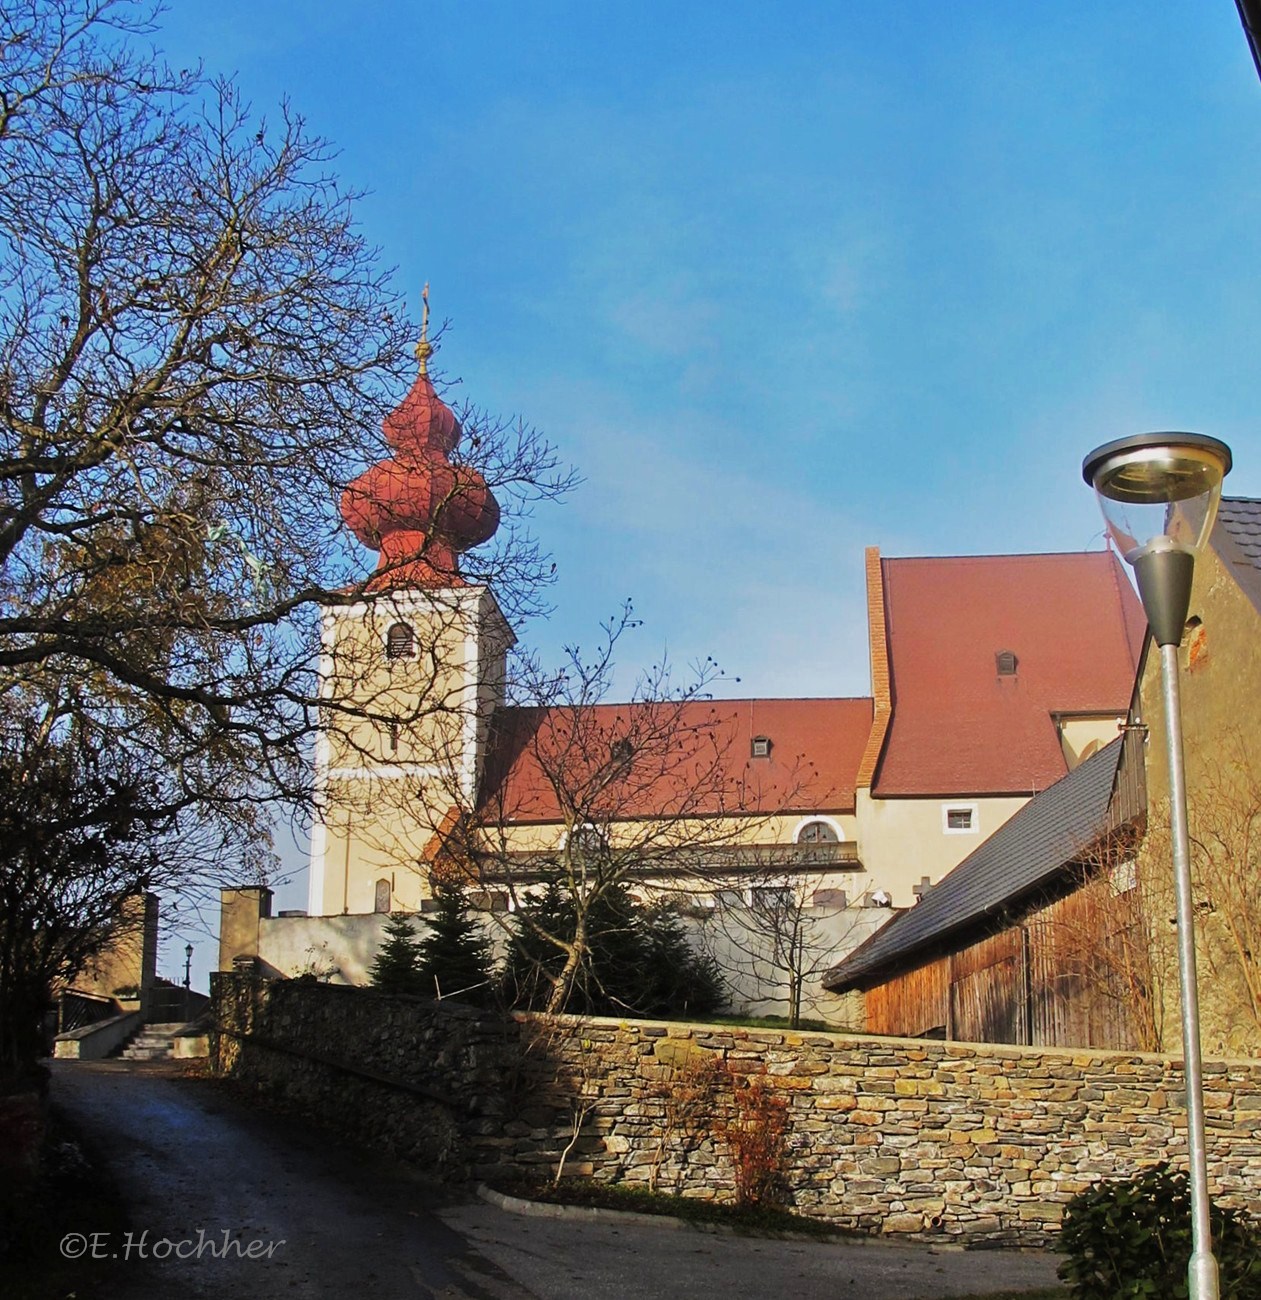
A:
[308,295,514,916]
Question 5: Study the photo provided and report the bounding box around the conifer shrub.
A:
[1057,1162,1261,1299]
[368,913,427,995]
[415,885,497,1006]
[502,881,724,1018]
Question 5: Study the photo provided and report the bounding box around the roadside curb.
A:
[476,1183,698,1232]
[473,1184,961,1247]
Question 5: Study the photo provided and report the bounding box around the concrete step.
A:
[115,1022,187,1061]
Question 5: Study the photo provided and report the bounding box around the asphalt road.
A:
[50,1060,1065,1300]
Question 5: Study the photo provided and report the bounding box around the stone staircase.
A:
[116,1022,186,1061]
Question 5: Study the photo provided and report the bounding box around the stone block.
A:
[859,1157,901,1176]
[881,1213,924,1234]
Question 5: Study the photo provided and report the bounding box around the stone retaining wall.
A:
[210,974,1261,1245]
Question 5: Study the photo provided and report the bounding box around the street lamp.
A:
[1083,431,1232,1300]
[184,942,194,991]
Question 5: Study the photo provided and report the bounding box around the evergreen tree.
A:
[503,880,724,1018]
[415,886,497,1006]
[369,913,426,995]
[638,904,725,1019]
[501,879,571,1010]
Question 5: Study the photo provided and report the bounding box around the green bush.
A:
[502,880,724,1018]
[1057,1162,1261,1299]
[369,913,427,995]
[415,885,497,1006]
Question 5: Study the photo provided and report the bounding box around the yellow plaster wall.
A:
[72,893,159,997]
[854,790,1031,906]
[310,587,512,917]
[1135,541,1261,1056]
[1058,715,1126,769]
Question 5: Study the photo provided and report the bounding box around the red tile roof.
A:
[479,697,874,825]
[872,551,1144,797]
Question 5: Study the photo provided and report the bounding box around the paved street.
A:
[50,1060,1064,1299]
[439,1200,1064,1300]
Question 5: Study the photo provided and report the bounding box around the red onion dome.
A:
[340,298,500,589]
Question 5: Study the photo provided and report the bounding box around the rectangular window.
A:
[750,886,794,910]
[811,888,847,909]
[942,803,978,834]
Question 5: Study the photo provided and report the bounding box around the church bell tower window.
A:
[386,622,415,660]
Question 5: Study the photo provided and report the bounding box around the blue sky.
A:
[149,2,1261,979]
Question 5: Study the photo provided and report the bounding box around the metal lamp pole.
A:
[1083,431,1232,1300]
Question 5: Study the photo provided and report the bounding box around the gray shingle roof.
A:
[1215,497,1261,619]
[823,735,1125,991]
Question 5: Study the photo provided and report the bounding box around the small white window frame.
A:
[942,803,979,835]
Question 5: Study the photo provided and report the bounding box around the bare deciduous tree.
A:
[1187,730,1261,1048]
[0,0,571,1067]
[698,869,867,1028]
[431,604,816,1015]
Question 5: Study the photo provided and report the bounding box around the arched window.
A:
[386,622,415,660]
[796,820,839,845]
[564,824,606,857]
[374,878,392,914]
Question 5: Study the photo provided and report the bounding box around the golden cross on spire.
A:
[415,282,432,374]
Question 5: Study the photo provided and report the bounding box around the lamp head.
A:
[1082,432,1232,647]
[1082,432,1231,563]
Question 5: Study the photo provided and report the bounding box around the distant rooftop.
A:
[480,696,874,824]
[1215,496,1261,619]
[872,551,1144,797]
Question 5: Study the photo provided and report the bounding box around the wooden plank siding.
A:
[861,728,1148,1049]
[865,888,1141,1048]
[865,959,950,1039]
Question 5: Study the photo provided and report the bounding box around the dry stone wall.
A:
[211,974,1261,1245]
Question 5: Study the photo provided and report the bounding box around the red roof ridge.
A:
[496,695,874,711]
[884,548,1114,563]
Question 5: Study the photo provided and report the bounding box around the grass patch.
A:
[700,1014,840,1033]
[489,1175,853,1239]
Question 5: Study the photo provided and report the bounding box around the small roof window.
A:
[995,649,1018,676]
[751,735,772,759]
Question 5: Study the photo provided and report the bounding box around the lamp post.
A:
[183,942,193,991]
[1082,431,1232,1300]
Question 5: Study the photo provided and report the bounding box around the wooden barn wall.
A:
[863,888,1139,1049]
[865,957,949,1038]
[862,730,1148,1049]
[1025,888,1137,1049]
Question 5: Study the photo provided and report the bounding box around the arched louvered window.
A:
[386,622,415,660]
[796,820,839,845]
